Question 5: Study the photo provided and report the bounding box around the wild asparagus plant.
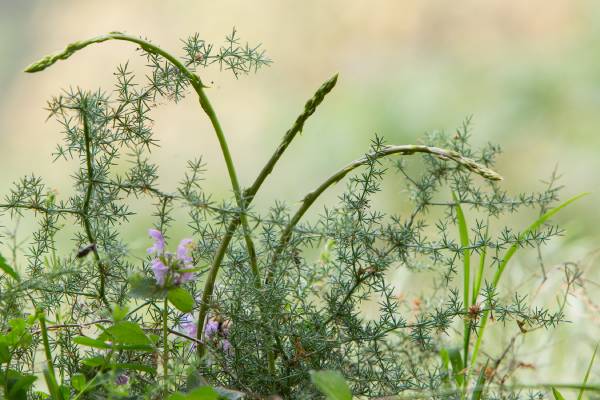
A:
[0,30,592,399]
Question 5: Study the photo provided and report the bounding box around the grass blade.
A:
[0,253,20,281]
[440,348,451,385]
[471,223,488,305]
[552,387,566,400]
[471,193,588,369]
[492,192,589,287]
[453,193,471,372]
[310,370,353,400]
[470,360,489,400]
[577,343,599,400]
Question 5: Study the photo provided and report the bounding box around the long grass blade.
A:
[552,388,566,400]
[471,223,488,305]
[453,193,471,373]
[470,360,489,400]
[577,343,599,400]
[492,192,589,287]
[470,193,588,369]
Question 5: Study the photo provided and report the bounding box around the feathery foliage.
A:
[0,30,592,400]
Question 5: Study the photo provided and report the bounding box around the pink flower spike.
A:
[147,229,165,254]
[176,238,194,265]
[151,258,169,287]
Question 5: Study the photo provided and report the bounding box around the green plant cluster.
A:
[0,30,592,400]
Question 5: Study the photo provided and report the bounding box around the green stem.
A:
[195,75,338,360]
[38,309,62,400]
[80,109,109,308]
[162,297,169,392]
[192,80,259,278]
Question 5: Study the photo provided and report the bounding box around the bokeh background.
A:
[1,0,599,389]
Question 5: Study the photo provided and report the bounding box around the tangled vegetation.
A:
[0,30,593,399]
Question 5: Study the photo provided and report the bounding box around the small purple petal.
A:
[204,319,219,340]
[178,271,195,284]
[176,238,194,265]
[179,314,198,349]
[147,229,165,254]
[115,374,129,385]
[180,314,198,337]
[221,339,233,354]
[151,258,169,286]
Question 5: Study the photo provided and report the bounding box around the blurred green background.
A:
[1,0,599,387]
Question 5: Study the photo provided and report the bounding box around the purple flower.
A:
[180,313,197,338]
[175,271,195,285]
[204,319,219,340]
[179,314,198,349]
[147,229,165,254]
[221,339,233,354]
[115,374,129,385]
[174,238,195,283]
[176,238,194,265]
[151,258,169,286]
[146,229,197,287]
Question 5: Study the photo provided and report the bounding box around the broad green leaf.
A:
[447,347,464,387]
[167,386,220,400]
[73,335,154,352]
[4,319,32,349]
[6,373,37,400]
[0,253,20,281]
[186,386,220,400]
[128,274,164,299]
[101,321,153,347]
[81,356,105,367]
[112,304,128,322]
[76,334,153,352]
[73,336,112,350]
[112,362,156,374]
[0,341,10,363]
[552,388,566,400]
[310,370,352,400]
[168,287,195,313]
[71,373,86,392]
[8,318,26,333]
[577,343,599,400]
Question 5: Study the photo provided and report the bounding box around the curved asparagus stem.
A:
[80,110,110,308]
[269,145,502,272]
[254,144,501,375]
[25,32,260,291]
[195,74,339,359]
